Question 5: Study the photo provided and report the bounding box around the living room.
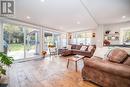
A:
[0,0,130,87]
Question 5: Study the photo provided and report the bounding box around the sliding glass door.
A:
[43,32,61,54]
[44,32,53,53]
[54,34,60,48]
[3,23,40,60]
[25,28,40,58]
[3,23,24,60]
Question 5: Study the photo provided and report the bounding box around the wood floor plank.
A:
[8,56,99,87]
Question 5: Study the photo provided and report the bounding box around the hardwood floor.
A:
[8,55,99,87]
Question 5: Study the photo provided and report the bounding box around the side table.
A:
[67,55,85,72]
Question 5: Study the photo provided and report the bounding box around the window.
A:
[120,28,130,44]
[70,31,94,45]
[85,32,92,45]
[77,32,86,45]
[71,33,76,44]
[61,34,67,47]
[123,30,130,44]
[54,34,60,48]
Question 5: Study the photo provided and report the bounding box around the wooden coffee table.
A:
[67,55,85,72]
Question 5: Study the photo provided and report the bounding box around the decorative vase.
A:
[105,31,110,34]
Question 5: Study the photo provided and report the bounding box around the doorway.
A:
[44,32,53,53]
[25,28,40,58]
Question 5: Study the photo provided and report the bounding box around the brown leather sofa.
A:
[59,44,96,58]
[82,48,130,87]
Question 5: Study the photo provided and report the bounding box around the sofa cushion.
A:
[72,49,84,54]
[116,47,130,55]
[124,57,130,66]
[80,46,87,51]
[76,45,82,50]
[108,48,128,63]
[61,49,72,56]
[72,49,92,57]
[84,58,130,78]
[67,45,72,50]
[71,45,76,49]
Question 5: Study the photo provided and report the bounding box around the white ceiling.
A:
[10,0,130,32]
[83,0,130,24]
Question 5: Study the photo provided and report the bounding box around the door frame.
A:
[1,22,41,60]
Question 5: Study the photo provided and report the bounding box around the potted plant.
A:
[41,51,47,58]
[0,52,13,77]
[105,30,110,34]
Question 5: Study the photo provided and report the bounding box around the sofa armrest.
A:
[90,48,96,56]
[84,58,130,78]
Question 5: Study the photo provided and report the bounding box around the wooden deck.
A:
[7,55,99,87]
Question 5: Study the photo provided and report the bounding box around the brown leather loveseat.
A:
[82,48,130,87]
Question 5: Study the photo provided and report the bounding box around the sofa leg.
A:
[82,75,88,81]
[82,77,86,81]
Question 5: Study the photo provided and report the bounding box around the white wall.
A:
[90,29,96,45]
[96,25,104,47]
[104,22,130,33]
[39,28,43,55]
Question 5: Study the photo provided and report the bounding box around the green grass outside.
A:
[9,44,24,51]
[9,44,36,51]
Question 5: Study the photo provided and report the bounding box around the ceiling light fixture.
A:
[59,26,63,29]
[41,0,45,2]
[26,16,31,19]
[77,21,80,24]
[122,16,126,19]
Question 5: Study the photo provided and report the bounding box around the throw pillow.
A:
[93,47,111,59]
[88,45,94,52]
[117,47,130,55]
[67,45,72,50]
[80,46,87,51]
[108,48,128,63]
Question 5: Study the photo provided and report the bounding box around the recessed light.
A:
[77,21,80,24]
[59,26,63,29]
[26,16,31,19]
[122,16,126,19]
[41,0,45,2]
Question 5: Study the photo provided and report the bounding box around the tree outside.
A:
[3,23,24,52]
